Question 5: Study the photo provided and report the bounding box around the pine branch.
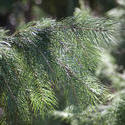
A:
[0,12,119,124]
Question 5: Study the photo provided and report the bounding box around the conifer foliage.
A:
[0,12,117,124]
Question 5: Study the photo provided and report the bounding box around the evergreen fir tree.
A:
[0,10,118,125]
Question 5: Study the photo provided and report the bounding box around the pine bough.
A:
[0,12,118,124]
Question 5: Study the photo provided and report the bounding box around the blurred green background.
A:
[0,0,118,33]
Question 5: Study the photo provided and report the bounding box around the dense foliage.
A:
[0,10,118,124]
